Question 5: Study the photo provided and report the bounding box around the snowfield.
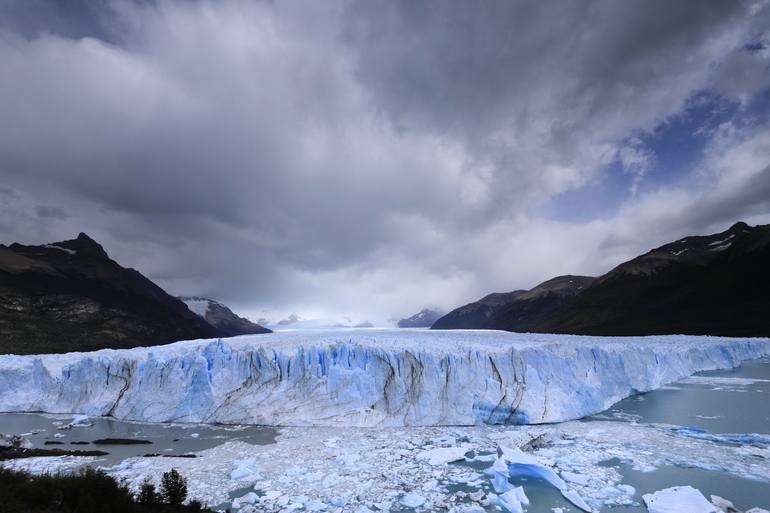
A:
[1,329,769,426]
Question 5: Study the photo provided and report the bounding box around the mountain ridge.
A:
[0,233,254,354]
[432,222,770,336]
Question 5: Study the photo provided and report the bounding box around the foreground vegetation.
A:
[0,466,214,513]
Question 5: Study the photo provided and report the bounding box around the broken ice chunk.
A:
[262,490,282,501]
[487,456,513,493]
[400,493,427,508]
[60,415,92,429]
[561,489,591,512]
[496,486,529,513]
[561,471,589,486]
[642,486,719,513]
[497,446,590,511]
[710,495,739,513]
[232,492,258,509]
[418,446,470,465]
[230,458,258,480]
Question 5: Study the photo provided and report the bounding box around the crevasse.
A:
[1,329,768,427]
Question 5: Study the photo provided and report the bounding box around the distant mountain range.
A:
[397,308,444,328]
[268,314,374,330]
[0,233,269,355]
[433,222,770,337]
[178,296,270,336]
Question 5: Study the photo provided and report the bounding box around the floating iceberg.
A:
[0,329,768,427]
[642,486,719,513]
[671,427,770,446]
[495,486,529,513]
[495,446,590,512]
[400,493,426,508]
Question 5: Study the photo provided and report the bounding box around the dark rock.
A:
[0,233,225,355]
[536,222,770,336]
[0,446,108,460]
[433,276,593,330]
[92,438,153,445]
[433,222,770,337]
[432,291,527,329]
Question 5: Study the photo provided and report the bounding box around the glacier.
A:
[1,329,769,426]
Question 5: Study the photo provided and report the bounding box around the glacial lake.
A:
[1,357,768,512]
[581,356,770,512]
[0,413,278,466]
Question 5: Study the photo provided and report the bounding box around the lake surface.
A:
[583,356,770,512]
[0,412,277,466]
[594,356,770,434]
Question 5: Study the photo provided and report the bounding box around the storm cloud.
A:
[1,0,769,323]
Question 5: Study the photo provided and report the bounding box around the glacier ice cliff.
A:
[1,329,769,426]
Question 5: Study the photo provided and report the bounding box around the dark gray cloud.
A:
[0,0,769,323]
[34,205,69,220]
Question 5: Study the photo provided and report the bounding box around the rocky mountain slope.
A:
[432,276,593,330]
[433,222,770,336]
[397,308,444,328]
[179,297,270,336]
[484,275,596,332]
[537,222,770,336]
[0,233,222,354]
[431,291,527,330]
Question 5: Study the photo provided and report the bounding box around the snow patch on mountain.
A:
[181,297,213,317]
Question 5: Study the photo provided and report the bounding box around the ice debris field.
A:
[2,330,770,513]
[1,329,769,426]
[4,416,770,513]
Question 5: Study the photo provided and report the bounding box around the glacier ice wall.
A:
[1,330,769,426]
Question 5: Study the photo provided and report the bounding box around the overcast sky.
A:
[1,0,770,325]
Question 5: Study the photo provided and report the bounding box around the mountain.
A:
[432,276,593,330]
[397,308,444,328]
[0,233,222,355]
[430,291,527,329]
[179,297,271,336]
[432,222,770,337]
[484,275,596,331]
[537,221,770,336]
